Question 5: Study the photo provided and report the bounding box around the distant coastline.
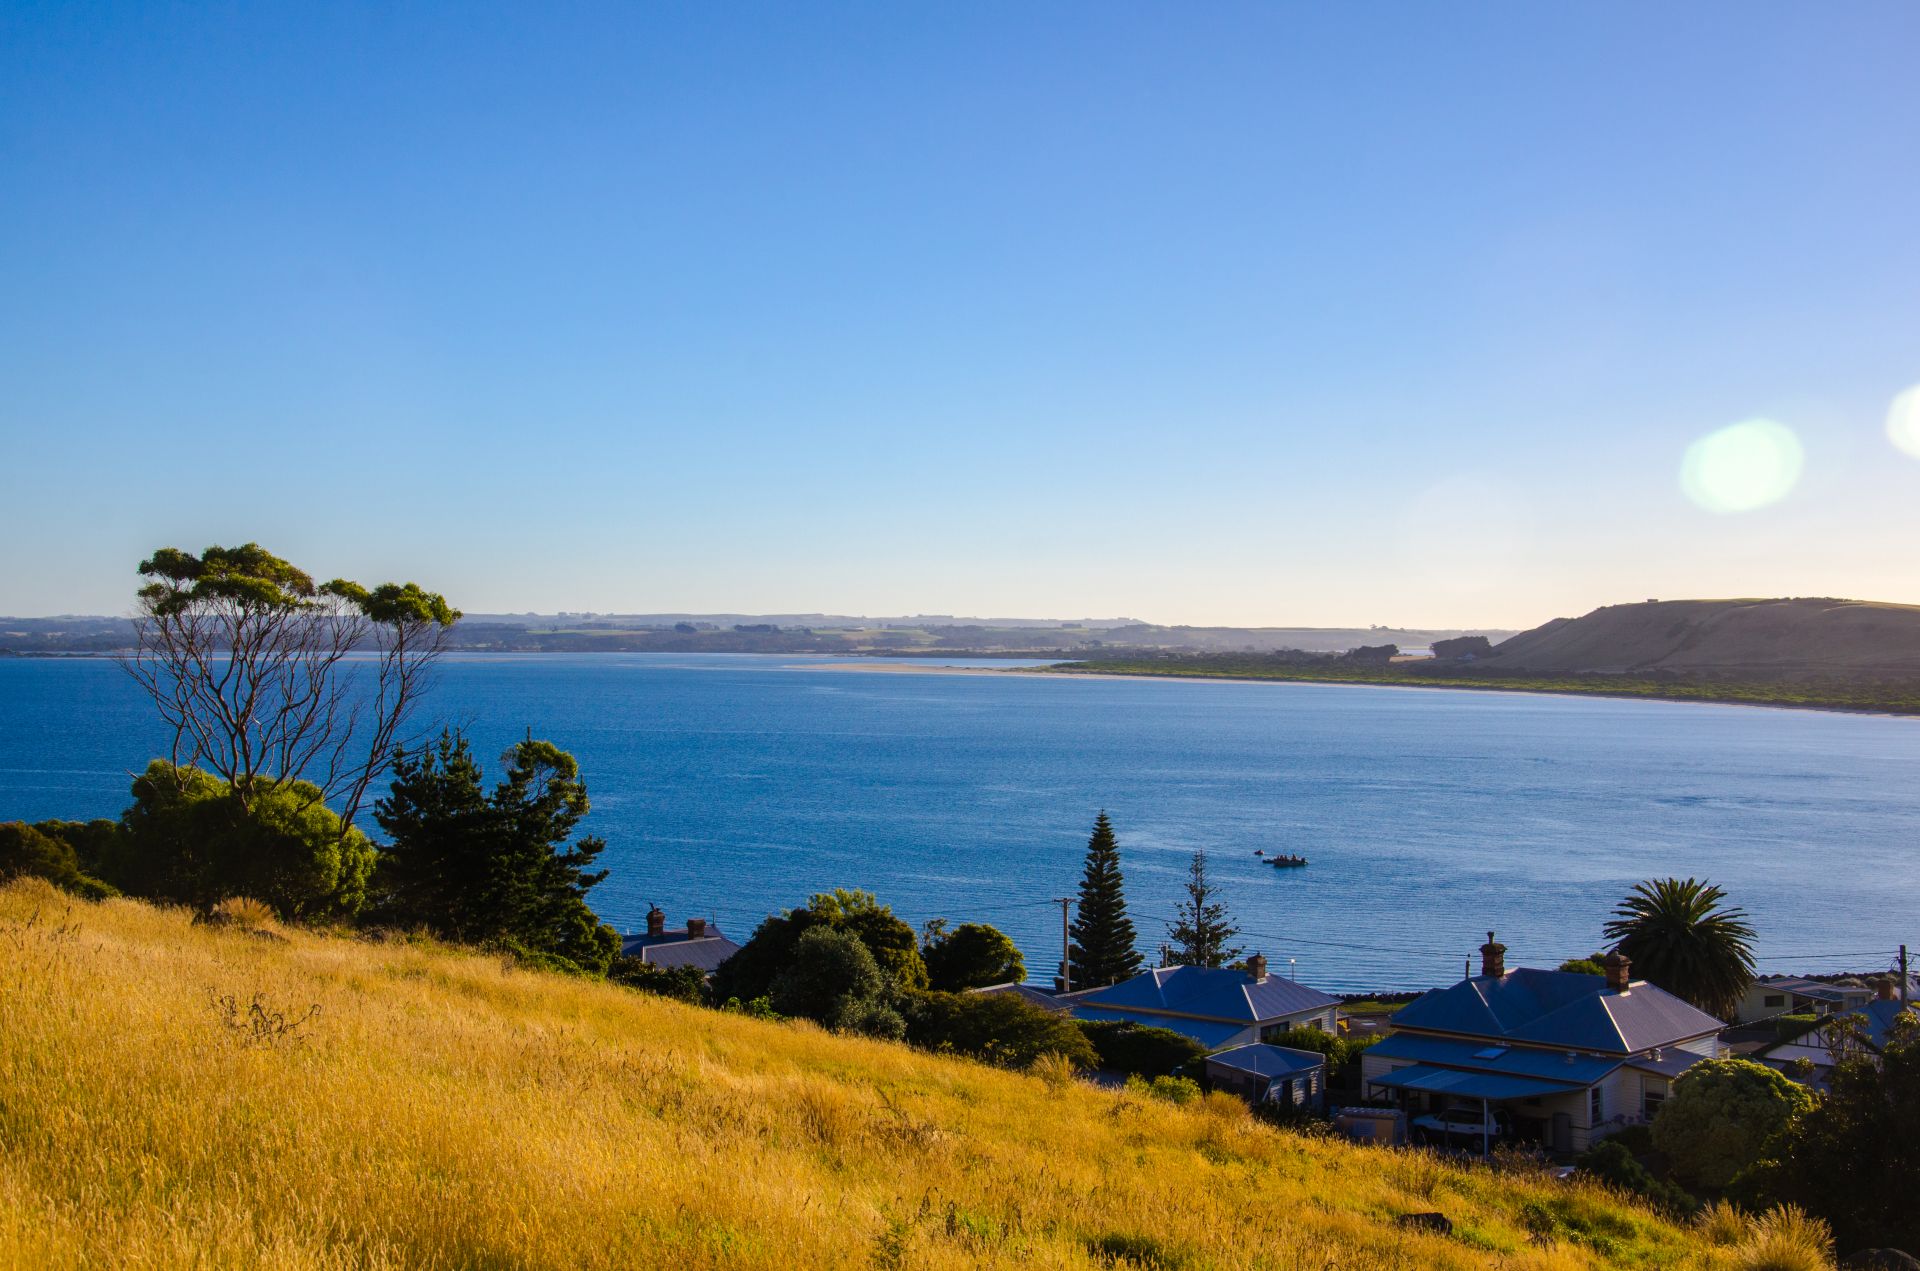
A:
[799,658,1920,718]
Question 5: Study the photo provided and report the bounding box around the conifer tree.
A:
[1166,850,1242,968]
[1068,812,1142,987]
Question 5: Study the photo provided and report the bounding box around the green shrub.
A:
[0,821,117,900]
[770,926,901,1038]
[1576,1139,1697,1216]
[904,990,1098,1070]
[1077,1019,1207,1077]
[922,922,1024,991]
[1653,1059,1815,1191]
[112,761,374,919]
[1125,1074,1201,1105]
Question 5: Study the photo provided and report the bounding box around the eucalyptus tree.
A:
[123,542,459,832]
[1602,877,1756,1019]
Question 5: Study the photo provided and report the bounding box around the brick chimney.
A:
[686,917,707,939]
[1603,950,1632,994]
[646,906,665,937]
[1479,932,1506,979]
[1247,953,1268,984]
[1875,975,1898,1001]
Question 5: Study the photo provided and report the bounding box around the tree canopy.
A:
[1743,1009,1920,1253]
[770,927,904,1038]
[1602,877,1755,1020]
[372,731,619,974]
[125,542,458,833]
[1068,812,1142,988]
[1166,849,1241,968]
[113,761,375,918]
[1651,1058,1813,1191]
[923,922,1025,992]
[710,889,926,1003]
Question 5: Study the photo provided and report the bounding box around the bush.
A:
[712,890,927,1003]
[1576,1139,1697,1217]
[0,821,117,900]
[1126,1074,1201,1105]
[607,956,708,1004]
[209,896,277,931]
[770,926,901,1037]
[903,991,1098,1070]
[1262,1025,1379,1085]
[1077,1019,1207,1077]
[112,761,375,919]
[922,922,1024,992]
[1653,1059,1815,1192]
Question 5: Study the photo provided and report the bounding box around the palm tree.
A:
[1602,877,1756,1020]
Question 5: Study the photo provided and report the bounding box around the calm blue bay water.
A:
[3,653,1917,992]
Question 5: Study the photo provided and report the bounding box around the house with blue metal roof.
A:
[1758,987,1917,1090]
[620,907,742,975]
[1206,1043,1327,1110]
[1067,954,1340,1050]
[1360,935,1724,1155]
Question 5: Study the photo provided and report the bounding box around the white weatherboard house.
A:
[1068,955,1340,1050]
[1360,936,1724,1154]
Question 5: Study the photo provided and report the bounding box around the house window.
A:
[1589,1087,1603,1125]
[1643,1091,1665,1121]
[1763,995,1786,1008]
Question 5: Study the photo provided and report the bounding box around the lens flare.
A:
[1888,385,1920,460]
[1679,418,1804,513]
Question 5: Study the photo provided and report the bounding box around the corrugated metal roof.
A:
[1207,1044,1326,1079]
[627,934,742,973]
[1071,1006,1247,1049]
[1075,965,1338,1025]
[1368,1063,1576,1101]
[970,983,1074,1014]
[1367,1033,1619,1085]
[1391,969,1721,1054]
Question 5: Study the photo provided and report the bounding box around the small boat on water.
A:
[1268,853,1309,868]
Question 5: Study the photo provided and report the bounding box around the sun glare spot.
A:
[1679,418,1804,513]
[1887,385,1920,460]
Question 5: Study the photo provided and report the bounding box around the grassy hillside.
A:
[0,881,1755,1271]
[1483,599,1920,677]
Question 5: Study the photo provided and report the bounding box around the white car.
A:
[1412,1106,1505,1141]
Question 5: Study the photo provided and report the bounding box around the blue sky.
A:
[3,3,1917,627]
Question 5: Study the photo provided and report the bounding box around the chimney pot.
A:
[1247,953,1269,984]
[1479,931,1506,979]
[686,917,707,939]
[1603,950,1631,993]
[646,906,666,937]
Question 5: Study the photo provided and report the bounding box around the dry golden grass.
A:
[0,879,1735,1270]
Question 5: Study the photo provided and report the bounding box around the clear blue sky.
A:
[4,3,1917,627]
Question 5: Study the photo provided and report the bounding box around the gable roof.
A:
[969,983,1075,1014]
[1207,1044,1326,1080]
[1391,968,1722,1055]
[1762,999,1919,1058]
[1076,965,1339,1025]
[621,924,741,973]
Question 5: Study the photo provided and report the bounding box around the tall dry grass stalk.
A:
[0,879,1733,1270]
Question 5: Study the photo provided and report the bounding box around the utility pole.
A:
[1902,944,1910,1004]
[1054,897,1074,994]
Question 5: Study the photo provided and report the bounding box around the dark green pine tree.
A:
[373,729,620,973]
[1068,812,1143,988]
[1166,849,1243,968]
